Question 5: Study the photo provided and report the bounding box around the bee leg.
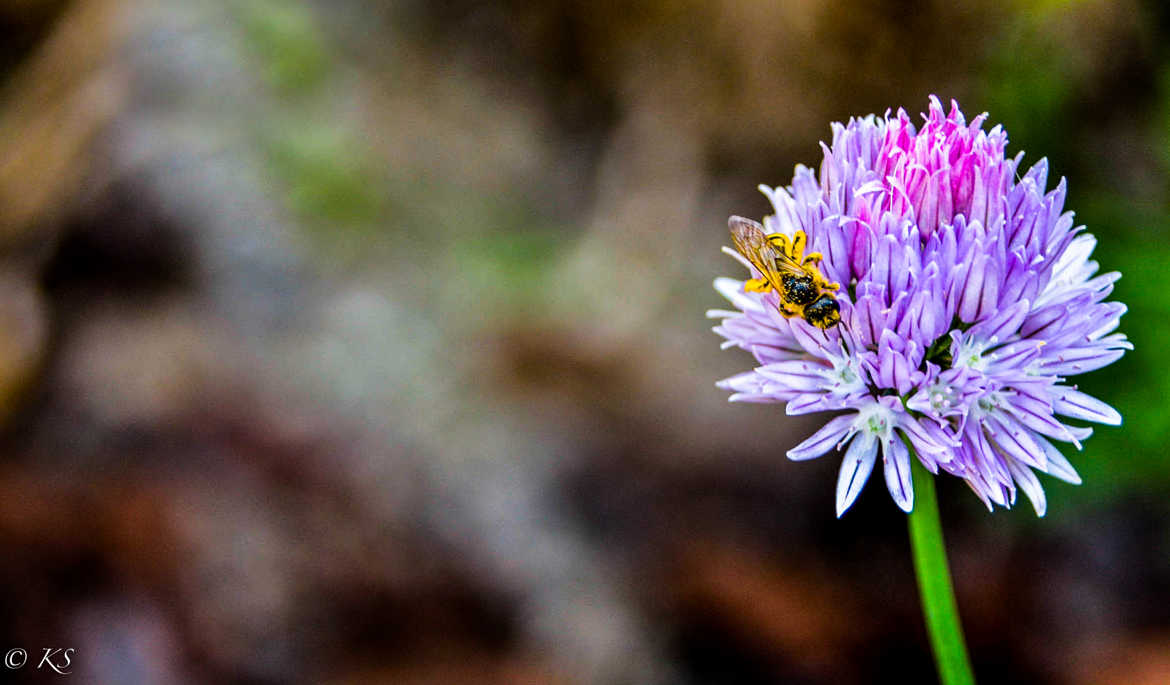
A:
[798,252,839,292]
[765,233,790,256]
[778,301,802,318]
[790,230,807,262]
[809,270,840,292]
[744,277,772,293]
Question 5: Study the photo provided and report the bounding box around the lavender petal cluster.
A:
[711,97,1130,516]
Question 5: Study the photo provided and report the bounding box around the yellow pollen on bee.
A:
[744,277,772,293]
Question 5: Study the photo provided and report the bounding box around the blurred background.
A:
[0,0,1168,683]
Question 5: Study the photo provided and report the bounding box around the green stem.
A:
[907,454,976,685]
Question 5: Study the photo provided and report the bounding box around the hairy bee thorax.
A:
[779,273,819,306]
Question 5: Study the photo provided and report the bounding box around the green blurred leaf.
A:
[265,124,384,226]
[239,0,330,94]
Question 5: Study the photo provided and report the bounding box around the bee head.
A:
[804,294,841,329]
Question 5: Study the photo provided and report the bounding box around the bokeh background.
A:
[0,0,1168,683]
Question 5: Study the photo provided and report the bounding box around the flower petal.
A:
[985,414,1046,471]
[836,434,878,517]
[968,299,1029,344]
[714,276,764,313]
[899,418,956,471]
[757,360,829,392]
[883,437,914,512]
[1005,457,1047,517]
[1031,432,1082,484]
[787,414,855,461]
[1050,387,1122,426]
[1037,346,1128,376]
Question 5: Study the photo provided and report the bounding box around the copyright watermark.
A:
[4,648,74,675]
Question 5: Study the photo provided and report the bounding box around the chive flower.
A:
[711,96,1130,517]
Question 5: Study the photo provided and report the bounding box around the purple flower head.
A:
[711,96,1130,517]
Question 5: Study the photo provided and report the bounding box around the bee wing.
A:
[727,216,806,282]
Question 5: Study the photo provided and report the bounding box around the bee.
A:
[728,216,841,329]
